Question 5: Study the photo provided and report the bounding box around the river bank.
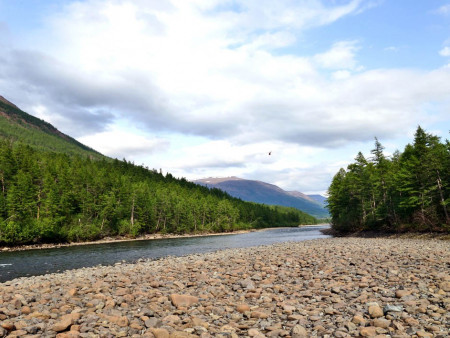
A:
[320,228,450,241]
[0,230,253,253]
[1,237,449,337]
[0,225,327,253]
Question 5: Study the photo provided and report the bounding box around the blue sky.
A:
[0,0,449,195]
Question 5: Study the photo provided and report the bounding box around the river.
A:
[0,225,330,282]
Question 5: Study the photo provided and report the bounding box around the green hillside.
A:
[0,96,317,245]
[0,141,317,245]
[0,97,102,158]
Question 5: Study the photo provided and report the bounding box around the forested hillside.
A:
[0,98,101,158]
[327,127,449,233]
[0,141,317,245]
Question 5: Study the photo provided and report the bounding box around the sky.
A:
[0,0,449,195]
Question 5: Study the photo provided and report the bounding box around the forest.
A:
[327,127,449,233]
[0,140,318,245]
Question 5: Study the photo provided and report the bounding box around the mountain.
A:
[194,177,329,218]
[307,194,328,206]
[0,95,319,246]
[0,95,101,158]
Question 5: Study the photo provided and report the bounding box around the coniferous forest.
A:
[327,127,449,233]
[0,140,317,245]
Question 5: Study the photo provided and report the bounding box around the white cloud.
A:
[440,46,450,57]
[332,70,352,80]
[1,0,449,194]
[78,128,170,159]
[314,40,360,70]
[436,4,450,16]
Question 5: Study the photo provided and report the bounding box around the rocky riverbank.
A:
[0,237,449,337]
[0,229,259,253]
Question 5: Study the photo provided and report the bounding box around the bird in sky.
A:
[268,151,272,156]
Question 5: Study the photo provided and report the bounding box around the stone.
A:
[170,294,199,308]
[383,304,403,313]
[373,318,391,328]
[291,324,307,337]
[368,305,384,318]
[352,315,366,325]
[1,321,15,331]
[152,328,170,338]
[395,290,411,298]
[236,304,250,313]
[145,317,161,328]
[359,326,377,337]
[241,279,256,290]
[52,317,73,332]
[21,306,31,315]
[439,281,450,292]
[52,313,81,332]
[248,328,261,336]
[250,311,269,319]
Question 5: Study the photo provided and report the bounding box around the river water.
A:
[0,225,330,282]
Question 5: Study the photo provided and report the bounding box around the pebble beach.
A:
[0,237,449,337]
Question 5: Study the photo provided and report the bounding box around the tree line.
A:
[0,140,317,245]
[327,127,449,233]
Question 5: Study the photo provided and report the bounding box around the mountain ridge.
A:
[194,177,329,218]
[0,95,101,158]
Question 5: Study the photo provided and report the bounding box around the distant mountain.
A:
[0,95,102,158]
[194,177,329,218]
[307,194,328,206]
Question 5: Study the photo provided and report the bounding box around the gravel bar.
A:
[0,237,449,337]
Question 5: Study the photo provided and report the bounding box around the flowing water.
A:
[0,225,330,282]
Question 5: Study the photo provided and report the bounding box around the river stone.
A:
[368,305,383,318]
[395,290,411,298]
[250,311,269,319]
[236,304,250,313]
[383,304,403,313]
[291,324,307,337]
[440,281,450,292]
[145,317,161,328]
[1,321,15,331]
[52,315,75,332]
[352,315,366,325]
[373,318,391,328]
[240,279,256,290]
[170,294,199,308]
[359,326,377,337]
[151,328,170,338]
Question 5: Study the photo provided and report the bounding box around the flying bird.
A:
[268,151,272,156]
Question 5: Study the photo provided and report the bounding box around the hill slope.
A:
[0,96,318,245]
[307,194,328,206]
[0,95,101,158]
[194,177,329,218]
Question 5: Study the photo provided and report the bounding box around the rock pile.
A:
[0,237,449,337]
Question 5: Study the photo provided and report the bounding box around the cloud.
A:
[77,129,170,159]
[440,46,450,57]
[384,46,400,52]
[0,0,448,155]
[314,40,360,70]
[436,4,450,16]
